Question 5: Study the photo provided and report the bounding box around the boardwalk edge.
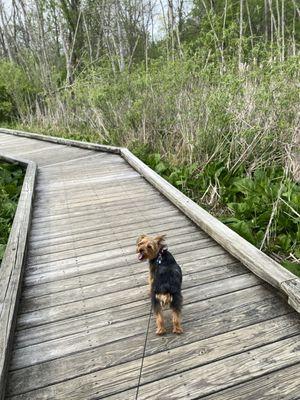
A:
[0,152,37,399]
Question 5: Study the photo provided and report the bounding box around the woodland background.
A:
[0,0,299,273]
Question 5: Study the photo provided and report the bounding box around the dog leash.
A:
[135,303,153,400]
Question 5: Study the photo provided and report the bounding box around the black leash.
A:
[135,303,152,400]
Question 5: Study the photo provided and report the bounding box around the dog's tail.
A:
[155,293,173,307]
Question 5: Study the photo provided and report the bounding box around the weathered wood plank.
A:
[13,290,291,366]
[20,262,247,313]
[23,246,229,287]
[26,230,209,266]
[32,182,159,209]
[39,151,120,166]
[33,176,150,201]
[35,164,135,185]
[0,143,54,153]
[31,189,162,219]
[28,214,192,249]
[32,186,159,212]
[11,285,282,372]
[28,220,200,256]
[40,153,122,169]
[38,163,129,180]
[16,262,244,346]
[22,251,235,301]
[135,336,300,400]
[0,135,23,144]
[0,142,96,167]
[281,278,300,313]
[0,128,120,154]
[42,170,141,187]
[202,363,300,400]
[28,208,181,238]
[8,332,300,399]
[35,176,157,195]
[26,233,216,271]
[18,274,259,330]
[0,157,36,400]
[8,312,297,396]
[33,197,172,230]
[139,315,300,386]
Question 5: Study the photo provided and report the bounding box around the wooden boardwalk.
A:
[0,131,300,399]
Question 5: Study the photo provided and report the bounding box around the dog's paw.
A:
[156,327,167,335]
[172,326,183,334]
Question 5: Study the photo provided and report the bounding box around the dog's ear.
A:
[154,234,166,248]
[136,234,147,245]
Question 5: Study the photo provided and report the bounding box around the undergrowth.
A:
[134,146,300,276]
[0,162,24,262]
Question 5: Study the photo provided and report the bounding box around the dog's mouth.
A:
[137,251,145,261]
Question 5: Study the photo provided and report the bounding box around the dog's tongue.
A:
[138,252,144,260]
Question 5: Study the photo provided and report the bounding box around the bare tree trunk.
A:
[264,0,268,41]
[116,13,125,71]
[0,27,6,56]
[177,0,184,36]
[246,0,254,52]
[281,0,285,61]
[59,0,84,86]
[168,0,175,61]
[221,0,228,73]
[35,0,53,91]
[238,0,244,71]
[82,11,93,64]
[159,0,169,59]
[291,0,300,18]
[292,3,296,56]
[268,0,279,60]
[275,0,282,58]
[0,1,14,62]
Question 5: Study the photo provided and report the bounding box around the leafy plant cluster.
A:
[0,162,24,262]
[0,61,37,123]
[134,147,300,276]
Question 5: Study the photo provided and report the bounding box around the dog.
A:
[136,234,183,335]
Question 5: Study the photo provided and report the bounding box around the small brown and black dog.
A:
[136,234,183,335]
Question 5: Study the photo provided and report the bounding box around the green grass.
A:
[0,162,24,262]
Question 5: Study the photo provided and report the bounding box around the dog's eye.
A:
[147,244,152,249]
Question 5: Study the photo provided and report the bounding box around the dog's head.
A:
[136,234,166,261]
